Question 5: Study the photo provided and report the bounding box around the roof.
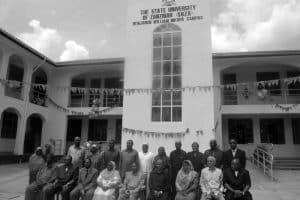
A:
[1,27,300,66]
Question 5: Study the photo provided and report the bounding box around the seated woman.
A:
[92,161,121,200]
[223,159,252,200]
[175,160,198,200]
[147,159,170,200]
[118,162,145,200]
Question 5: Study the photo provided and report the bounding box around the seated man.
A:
[118,162,145,200]
[223,159,252,200]
[43,155,78,200]
[70,158,98,200]
[200,156,224,200]
[25,154,56,200]
[147,159,170,200]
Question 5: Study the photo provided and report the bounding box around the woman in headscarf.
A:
[28,147,45,184]
[175,160,199,200]
[153,147,170,173]
[92,161,121,200]
[148,159,170,200]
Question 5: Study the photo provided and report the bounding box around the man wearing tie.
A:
[223,139,246,170]
[70,158,98,200]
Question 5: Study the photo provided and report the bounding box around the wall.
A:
[123,0,215,154]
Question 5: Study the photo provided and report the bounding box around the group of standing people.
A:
[25,137,252,200]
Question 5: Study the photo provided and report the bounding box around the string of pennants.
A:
[1,75,300,94]
[274,104,299,112]
[122,127,204,138]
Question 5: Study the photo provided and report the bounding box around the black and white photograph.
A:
[0,0,300,199]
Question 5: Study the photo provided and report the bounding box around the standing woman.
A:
[175,160,198,200]
[28,147,45,184]
[93,161,121,200]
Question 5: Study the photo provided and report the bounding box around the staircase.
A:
[273,157,300,170]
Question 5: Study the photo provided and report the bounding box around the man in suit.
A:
[70,158,98,200]
[223,159,252,200]
[223,139,246,170]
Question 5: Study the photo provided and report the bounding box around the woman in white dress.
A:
[93,161,121,200]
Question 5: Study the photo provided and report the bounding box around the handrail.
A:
[251,144,275,181]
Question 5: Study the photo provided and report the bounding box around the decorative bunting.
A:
[122,127,204,139]
[1,75,300,95]
[274,104,299,112]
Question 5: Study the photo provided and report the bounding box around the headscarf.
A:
[176,160,198,191]
[100,161,117,180]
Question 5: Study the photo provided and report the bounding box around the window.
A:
[104,78,123,107]
[66,119,82,142]
[89,78,101,107]
[152,24,182,122]
[256,72,281,95]
[287,71,300,95]
[88,119,108,141]
[1,111,18,139]
[292,118,300,144]
[260,119,285,144]
[5,60,24,99]
[228,119,253,144]
[70,79,85,107]
[222,74,237,105]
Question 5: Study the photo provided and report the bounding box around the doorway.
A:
[24,114,44,154]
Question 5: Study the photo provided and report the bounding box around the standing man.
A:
[42,156,78,200]
[223,139,246,170]
[119,140,139,181]
[25,154,56,200]
[139,143,154,198]
[67,137,85,170]
[203,139,224,169]
[85,144,102,172]
[223,159,252,200]
[28,147,45,184]
[169,141,187,199]
[102,139,120,170]
[70,158,98,200]
[200,156,224,200]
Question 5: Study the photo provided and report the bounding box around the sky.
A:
[0,0,300,61]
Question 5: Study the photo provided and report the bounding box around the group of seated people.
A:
[25,137,253,200]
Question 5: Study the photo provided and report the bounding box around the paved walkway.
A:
[0,162,299,200]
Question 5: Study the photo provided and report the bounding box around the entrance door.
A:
[260,119,285,144]
[88,119,108,141]
[24,115,43,154]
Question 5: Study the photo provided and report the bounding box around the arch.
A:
[23,113,45,154]
[153,23,181,32]
[5,54,25,99]
[29,68,48,106]
[0,107,21,139]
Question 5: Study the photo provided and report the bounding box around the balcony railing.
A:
[30,90,47,107]
[70,93,123,107]
[222,88,300,105]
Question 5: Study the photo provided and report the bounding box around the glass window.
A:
[260,119,285,144]
[152,24,182,122]
[228,119,254,144]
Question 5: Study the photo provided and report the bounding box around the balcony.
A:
[69,93,123,107]
[29,90,47,107]
[222,88,300,105]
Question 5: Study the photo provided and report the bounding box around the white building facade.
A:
[0,0,300,158]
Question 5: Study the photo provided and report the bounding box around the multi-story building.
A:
[0,0,299,159]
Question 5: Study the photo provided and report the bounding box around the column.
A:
[81,117,89,142]
[0,52,10,95]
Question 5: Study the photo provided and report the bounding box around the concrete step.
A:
[274,166,300,170]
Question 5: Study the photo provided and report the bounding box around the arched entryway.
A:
[23,114,44,154]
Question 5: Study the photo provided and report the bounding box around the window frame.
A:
[151,24,182,122]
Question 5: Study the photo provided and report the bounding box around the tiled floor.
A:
[0,162,299,200]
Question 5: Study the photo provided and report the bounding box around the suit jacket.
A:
[223,168,251,191]
[223,149,246,170]
[55,163,78,185]
[78,167,98,190]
